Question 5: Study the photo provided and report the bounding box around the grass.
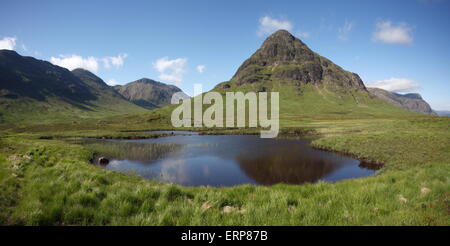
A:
[0,116,449,225]
[0,84,448,225]
[80,140,181,163]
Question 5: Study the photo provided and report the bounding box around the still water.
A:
[95,133,377,187]
[149,130,199,135]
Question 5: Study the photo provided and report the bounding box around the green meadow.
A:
[0,104,449,225]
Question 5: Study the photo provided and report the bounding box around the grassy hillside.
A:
[0,51,147,126]
[213,80,420,123]
[0,83,424,138]
[0,92,147,126]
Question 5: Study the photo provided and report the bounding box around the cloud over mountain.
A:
[0,37,16,50]
[50,53,128,73]
[103,53,128,69]
[367,78,420,92]
[258,16,293,36]
[153,57,187,85]
[372,21,413,44]
[50,55,99,72]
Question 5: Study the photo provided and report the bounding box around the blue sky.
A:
[1,0,449,110]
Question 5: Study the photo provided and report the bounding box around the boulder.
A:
[98,157,109,165]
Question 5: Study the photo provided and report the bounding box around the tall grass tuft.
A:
[79,140,181,163]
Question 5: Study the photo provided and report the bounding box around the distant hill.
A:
[211,30,418,119]
[367,88,435,115]
[434,110,450,117]
[0,50,146,124]
[114,78,189,109]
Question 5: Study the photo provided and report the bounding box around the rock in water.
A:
[98,157,109,165]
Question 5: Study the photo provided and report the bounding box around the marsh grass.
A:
[79,140,181,163]
[0,116,449,225]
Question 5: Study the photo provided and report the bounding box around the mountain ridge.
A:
[367,87,435,115]
[0,50,146,123]
[0,50,96,103]
[114,78,189,109]
[0,50,191,124]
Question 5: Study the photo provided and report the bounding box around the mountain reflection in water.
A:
[91,134,377,187]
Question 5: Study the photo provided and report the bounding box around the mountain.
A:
[0,50,146,124]
[224,29,366,90]
[367,88,435,115]
[70,68,150,112]
[114,78,189,109]
[212,30,417,119]
[0,50,95,103]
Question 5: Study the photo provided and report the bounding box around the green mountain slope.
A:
[143,30,422,129]
[209,30,420,123]
[0,50,146,124]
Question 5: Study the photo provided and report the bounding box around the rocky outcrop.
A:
[228,30,366,90]
[367,87,435,115]
[114,78,189,109]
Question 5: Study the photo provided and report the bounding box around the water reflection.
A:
[150,130,199,135]
[90,135,377,187]
[237,151,339,185]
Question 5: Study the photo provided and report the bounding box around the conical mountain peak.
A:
[262,29,307,48]
[229,30,365,90]
[251,29,313,65]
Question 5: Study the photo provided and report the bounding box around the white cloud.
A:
[433,103,450,111]
[338,20,354,41]
[367,78,420,92]
[21,44,27,51]
[153,57,187,85]
[0,37,17,50]
[106,79,119,86]
[196,65,206,73]
[50,55,99,72]
[258,16,293,36]
[50,53,128,72]
[159,74,183,84]
[372,21,413,45]
[297,32,310,39]
[103,53,128,69]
